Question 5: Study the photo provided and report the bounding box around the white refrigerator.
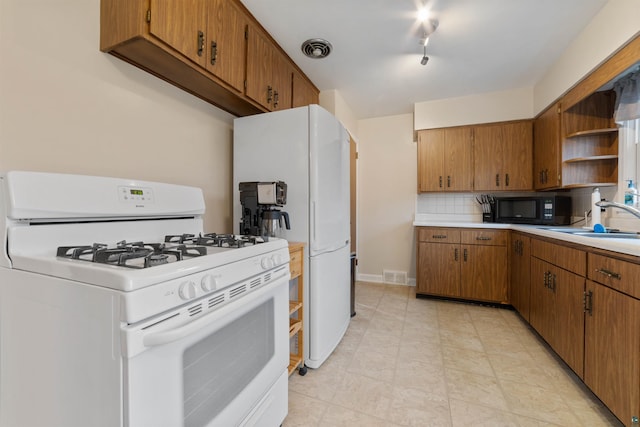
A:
[233,105,350,369]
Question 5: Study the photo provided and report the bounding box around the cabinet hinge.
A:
[245,28,248,39]
[556,105,561,114]
[146,9,151,23]
[355,152,359,159]
[244,80,247,89]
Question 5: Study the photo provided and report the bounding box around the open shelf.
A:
[288,354,303,375]
[564,155,618,163]
[289,318,302,337]
[289,301,302,315]
[565,127,619,139]
[560,182,618,189]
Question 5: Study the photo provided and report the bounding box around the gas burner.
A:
[164,234,196,244]
[196,233,264,248]
[57,240,207,269]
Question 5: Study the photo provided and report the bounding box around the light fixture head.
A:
[420,45,429,66]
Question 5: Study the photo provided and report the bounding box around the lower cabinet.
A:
[416,227,507,303]
[585,253,640,425]
[509,232,531,321]
[530,256,585,377]
[529,238,586,377]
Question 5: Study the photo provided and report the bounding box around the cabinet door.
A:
[417,129,445,192]
[292,70,319,108]
[529,257,554,342]
[149,0,206,67]
[417,242,460,297]
[246,24,273,110]
[534,103,561,189]
[503,121,533,190]
[272,49,293,111]
[551,267,585,378]
[206,0,247,93]
[585,280,640,425]
[509,233,531,321]
[473,124,503,190]
[460,244,508,302]
[444,127,473,191]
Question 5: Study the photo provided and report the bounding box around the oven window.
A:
[183,299,274,427]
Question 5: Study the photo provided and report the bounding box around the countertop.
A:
[413,220,640,258]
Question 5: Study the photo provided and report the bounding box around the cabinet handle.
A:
[273,90,279,108]
[431,234,447,239]
[447,176,451,187]
[197,31,205,57]
[267,86,273,104]
[583,290,593,316]
[594,268,621,280]
[463,248,468,262]
[495,174,500,187]
[505,173,510,187]
[439,176,443,188]
[475,236,492,241]
[454,248,459,261]
[210,41,217,65]
[543,169,548,184]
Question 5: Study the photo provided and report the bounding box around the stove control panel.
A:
[123,245,291,321]
[118,186,154,203]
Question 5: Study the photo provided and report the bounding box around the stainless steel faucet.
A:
[595,200,640,219]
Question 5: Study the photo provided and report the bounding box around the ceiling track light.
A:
[418,18,438,66]
[420,45,429,66]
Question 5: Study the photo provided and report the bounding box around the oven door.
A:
[122,277,289,427]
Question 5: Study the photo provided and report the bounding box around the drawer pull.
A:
[595,268,621,280]
[432,234,447,239]
[475,236,492,241]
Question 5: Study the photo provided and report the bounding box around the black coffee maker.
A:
[239,181,290,239]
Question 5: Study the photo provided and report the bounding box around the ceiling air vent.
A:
[301,38,333,59]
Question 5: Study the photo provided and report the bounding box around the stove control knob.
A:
[272,254,283,265]
[179,281,198,300]
[201,275,218,292]
[261,257,273,270]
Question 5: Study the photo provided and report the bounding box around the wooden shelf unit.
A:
[287,242,306,376]
[561,91,619,188]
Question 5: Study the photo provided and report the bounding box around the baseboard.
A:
[356,273,416,287]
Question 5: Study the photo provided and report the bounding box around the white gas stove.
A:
[0,171,290,427]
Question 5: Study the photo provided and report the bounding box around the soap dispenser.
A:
[591,187,601,230]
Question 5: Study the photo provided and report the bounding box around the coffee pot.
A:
[261,209,290,238]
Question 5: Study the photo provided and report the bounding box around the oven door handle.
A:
[142,307,223,347]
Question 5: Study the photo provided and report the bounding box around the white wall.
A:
[357,114,416,283]
[414,87,534,130]
[0,0,235,231]
[534,0,640,114]
[319,89,359,139]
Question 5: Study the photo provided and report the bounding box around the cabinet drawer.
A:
[588,253,640,299]
[417,227,460,243]
[461,229,507,246]
[531,238,586,276]
[289,249,303,279]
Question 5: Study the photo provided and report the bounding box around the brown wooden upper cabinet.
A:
[473,120,533,191]
[417,127,473,192]
[100,0,318,116]
[533,102,562,190]
[246,23,293,111]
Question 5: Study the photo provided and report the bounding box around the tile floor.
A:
[284,282,623,427]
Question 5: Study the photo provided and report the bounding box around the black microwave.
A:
[494,196,572,225]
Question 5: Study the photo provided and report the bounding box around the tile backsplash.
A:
[415,186,640,232]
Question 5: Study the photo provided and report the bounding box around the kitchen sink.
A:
[542,227,640,239]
